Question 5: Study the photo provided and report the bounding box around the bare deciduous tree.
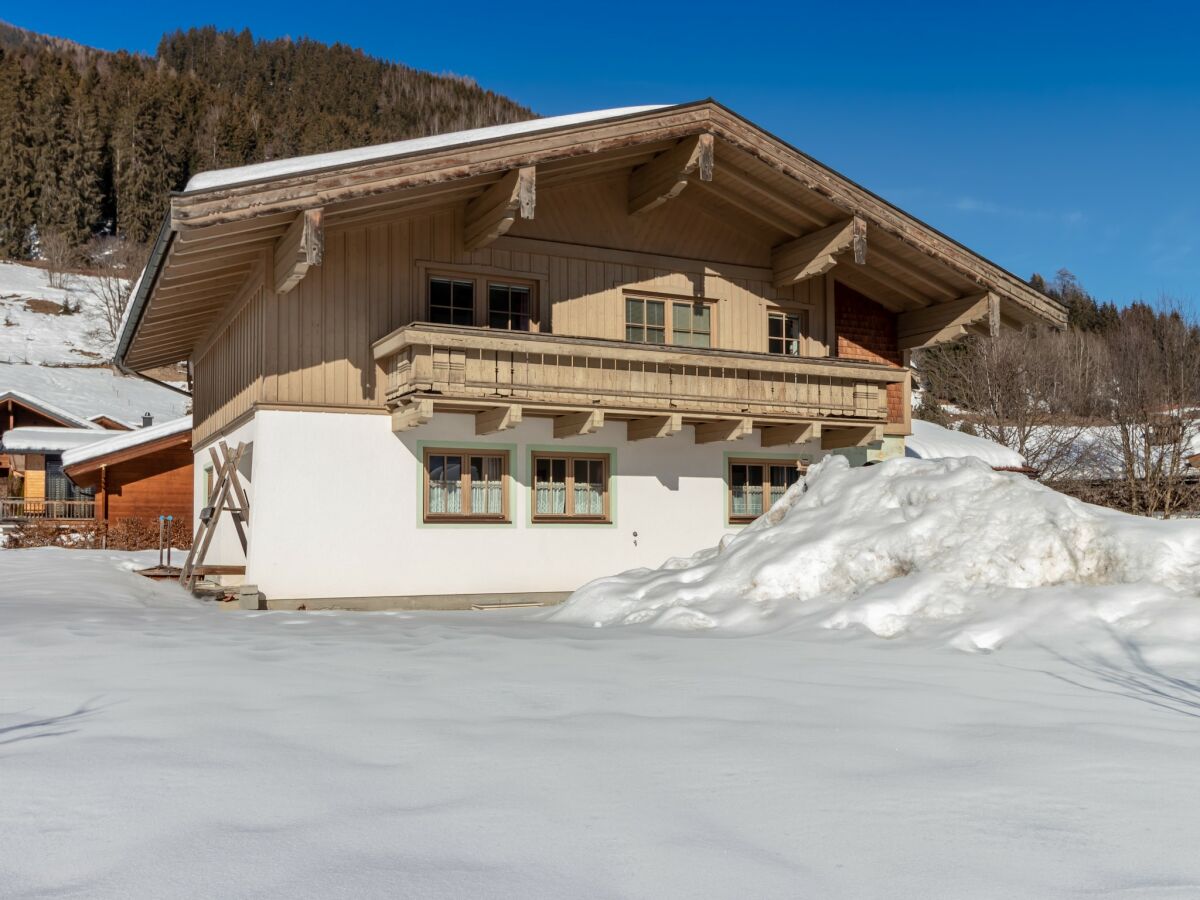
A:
[85,236,145,340]
[915,327,1105,481]
[39,229,76,293]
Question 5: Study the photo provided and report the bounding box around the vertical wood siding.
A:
[192,176,849,442]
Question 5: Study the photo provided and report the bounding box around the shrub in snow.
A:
[552,455,1200,649]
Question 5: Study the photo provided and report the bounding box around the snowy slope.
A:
[905,418,1027,468]
[553,455,1200,651]
[3,548,1200,898]
[0,261,120,365]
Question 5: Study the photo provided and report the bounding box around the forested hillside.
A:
[0,22,533,254]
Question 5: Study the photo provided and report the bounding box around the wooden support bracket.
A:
[896,292,994,350]
[273,208,323,294]
[760,422,821,447]
[627,414,683,441]
[821,425,883,450]
[771,216,866,288]
[553,410,604,439]
[464,166,536,250]
[475,404,522,435]
[391,399,434,432]
[694,417,753,444]
[628,133,714,216]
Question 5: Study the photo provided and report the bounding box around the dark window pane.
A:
[626,324,643,342]
[626,298,644,325]
[646,300,665,327]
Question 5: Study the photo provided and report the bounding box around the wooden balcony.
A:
[373,323,910,447]
[1,497,97,521]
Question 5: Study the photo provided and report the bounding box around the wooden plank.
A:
[694,417,753,444]
[553,410,604,438]
[628,134,714,216]
[627,414,682,441]
[463,167,536,251]
[771,217,864,288]
[821,425,882,449]
[761,422,820,447]
[896,292,993,350]
[391,398,434,431]
[273,208,324,294]
[475,404,522,435]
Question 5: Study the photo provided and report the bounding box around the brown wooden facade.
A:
[65,432,193,526]
[117,102,1066,448]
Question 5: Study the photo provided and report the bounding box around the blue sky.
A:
[9,2,1199,309]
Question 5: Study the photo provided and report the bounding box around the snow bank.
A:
[186,105,670,192]
[62,415,191,468]
[905,418,1027,468]
[552,455,1200,649]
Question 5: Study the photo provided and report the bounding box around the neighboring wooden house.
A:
[115,101,1066,608]
[1,392,104,519]
[63,417,193,527]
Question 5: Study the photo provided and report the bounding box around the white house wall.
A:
[192,416,256,577]
[234,408,831,604]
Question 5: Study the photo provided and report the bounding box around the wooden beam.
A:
[475,404,522,435]
[694,418,753,444]
[761,422,820,447]
[628,134,714,216]
[772,216,866,288]
[553,410,604,439]
[627,414,682,441]
[464,166,536,251]
[821,425,882,450]
[832,264,926,312]
[714,158,827,228]
[273,208,324,294]
[896,292,994,350]
[987,292,1001,337]
[391,399,433,432]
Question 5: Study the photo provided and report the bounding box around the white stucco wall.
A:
[232,409,832,602]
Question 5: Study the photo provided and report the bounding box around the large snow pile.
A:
[553,455,1200,649]
[905,418,1027,468]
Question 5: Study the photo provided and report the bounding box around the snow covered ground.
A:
[0,261,118,365]
[4,462,1200,898]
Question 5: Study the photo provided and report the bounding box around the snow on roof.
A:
[2,427,110,454]
[62,415,191,470]
[185,106,672,192]
[0,364,189,426]
[904,419,1027,469]
[0,389,98,429]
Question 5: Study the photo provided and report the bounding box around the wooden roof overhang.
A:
[64,428,192,488]
[118,100,1066,371]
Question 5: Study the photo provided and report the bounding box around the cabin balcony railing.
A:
[373,323,909,431]
[0,497,97,521]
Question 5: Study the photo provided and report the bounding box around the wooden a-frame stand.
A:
[180,441,250,591]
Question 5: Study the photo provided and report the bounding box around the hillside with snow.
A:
[0,261,189,423]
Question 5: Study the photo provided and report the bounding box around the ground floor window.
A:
[532,452,609,522]
[728,459,803,523]
[423,449,508,522]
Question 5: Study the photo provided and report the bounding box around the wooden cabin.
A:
[1,391,103,520]
[115,101,1065,608]
[63,417,193,529]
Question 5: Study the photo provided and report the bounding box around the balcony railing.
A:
[374,323,908,426]
[0,497,97,521]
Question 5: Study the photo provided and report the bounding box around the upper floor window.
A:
[728,459,802,523]
[488,283,532,331]
[768,310,809,356]
[625,295,712,347]
[429,277,475,326]
[427,273,538,331]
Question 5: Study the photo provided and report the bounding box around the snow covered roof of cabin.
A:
[904,420,1027,469]
[185,106,671,192]
[2,427,110,454]
[62,415,191,470]
[0,364,189,426]
[0,389,98,429]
